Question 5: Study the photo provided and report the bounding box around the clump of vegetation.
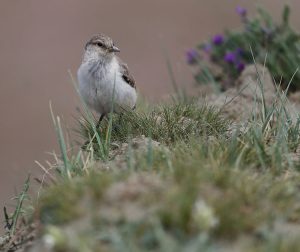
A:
[29,128,300,251]
[187,5,300,91]
[78,101,229,159]
[1,75,297,251]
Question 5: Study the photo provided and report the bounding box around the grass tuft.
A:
[78,101,229,153]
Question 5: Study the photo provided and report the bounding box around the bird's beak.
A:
[111,46,120,52]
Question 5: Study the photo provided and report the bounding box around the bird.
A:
[77,33,137,127]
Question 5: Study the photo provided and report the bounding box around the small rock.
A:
[109,136,165,170]
[205,64,276,121]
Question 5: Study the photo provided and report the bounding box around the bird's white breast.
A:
[77,57,137,115]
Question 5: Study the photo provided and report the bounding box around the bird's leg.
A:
[118,113,124,124]
[96,114,106,129]
[83,114,105,149]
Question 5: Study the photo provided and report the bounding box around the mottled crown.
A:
[85,33,114,50]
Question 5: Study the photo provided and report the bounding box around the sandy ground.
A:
[0,0,299,232]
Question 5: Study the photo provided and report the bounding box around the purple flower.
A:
[224,52,236,64]
[212,34,224,45]
[186,49,199,64]
[237,62,245,72]
[236,6,247,17]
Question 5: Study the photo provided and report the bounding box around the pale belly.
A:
[77,65,137,115]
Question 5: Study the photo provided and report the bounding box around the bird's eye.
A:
[96,42,104,47]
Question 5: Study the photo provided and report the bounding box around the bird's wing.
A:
[118,58,136,89]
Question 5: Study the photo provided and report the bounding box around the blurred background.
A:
[0,0,298,225]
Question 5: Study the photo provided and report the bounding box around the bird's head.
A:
[84,34,120,60]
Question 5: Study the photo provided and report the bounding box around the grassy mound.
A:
[2,82,300,251]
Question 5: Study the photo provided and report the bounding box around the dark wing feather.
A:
[118,58,136,89]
